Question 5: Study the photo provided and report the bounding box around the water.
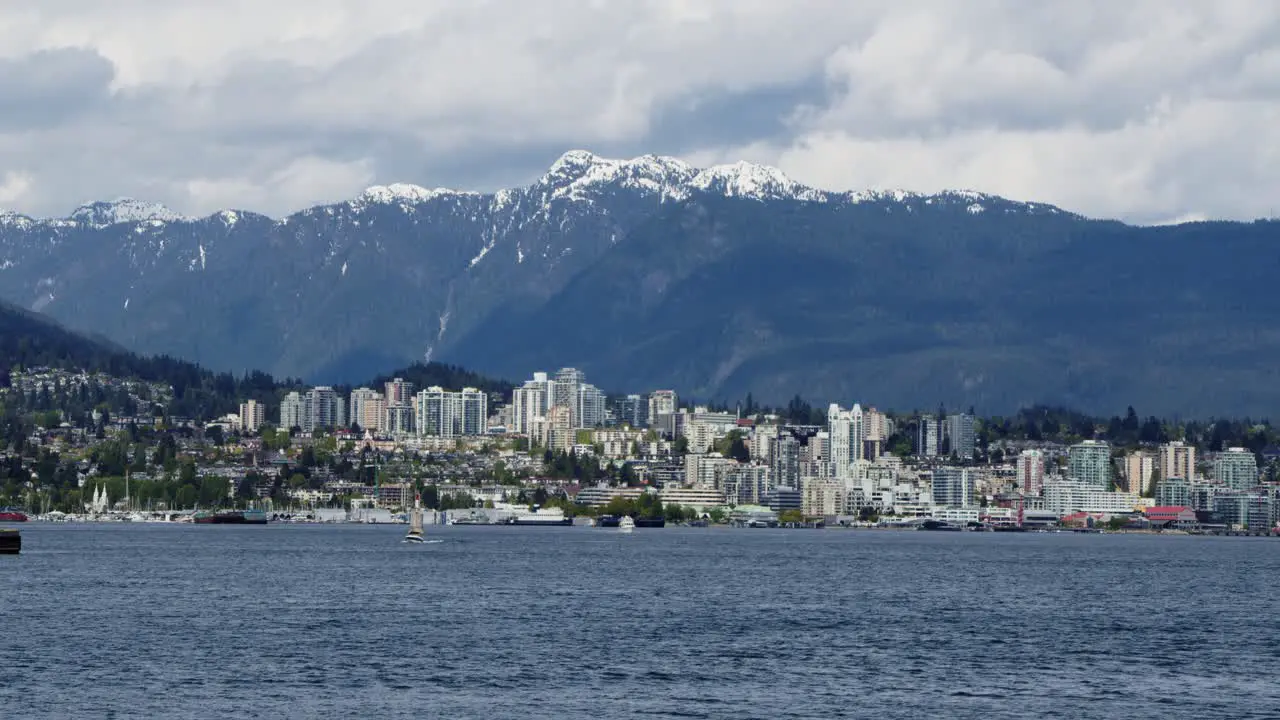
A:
[3,525,1279,719]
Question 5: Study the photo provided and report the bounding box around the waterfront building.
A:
[1123,451,1155,496]
[1155,477,1193,508]
[1044,478,1140,516]
[684,453,738,489]
[1016,450,1046,496]
[931,467,974,508]
[720,464,771,505]
[659,486,726,511]
[917,415,939,457]
[1068,440,1111,488]
[280,391,307,431]
[1212,492,1272,532]
[944,413,976,459]
[1158,441,1196,483]
[238,399,265,434]
[802,477,844,517]
[762,487,802,512]
[1213,448,1258,490]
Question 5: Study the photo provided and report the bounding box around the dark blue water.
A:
[3,525,1279,718]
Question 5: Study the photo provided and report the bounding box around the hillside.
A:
[2,151,1279,415]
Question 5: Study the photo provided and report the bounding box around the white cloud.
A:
[0,0,1278,222]
[0,171,33,204]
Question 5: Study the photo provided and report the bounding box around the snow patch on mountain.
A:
[69,199,189,228]
[690,161,827,202]
[354,183,476,211]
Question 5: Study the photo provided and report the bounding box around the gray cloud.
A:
[0,1,1278,223]
[0,47,114,130]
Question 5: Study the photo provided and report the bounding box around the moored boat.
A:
[633,517,666,528]
[503,505,573,526]
[0,509,29,523]
[596,515,621,528]
[193,510,269,525]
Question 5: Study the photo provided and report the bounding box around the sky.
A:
[1,0,1278,224]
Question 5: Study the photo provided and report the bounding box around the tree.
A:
[778,509,804,524]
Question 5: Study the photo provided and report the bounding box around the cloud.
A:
[0,0,1277,222]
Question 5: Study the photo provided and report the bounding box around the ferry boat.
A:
[502,505,573,526]
[0,508,29,523]
[193,510,269,525]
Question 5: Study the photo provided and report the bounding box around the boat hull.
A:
[0,511,28,523]
[505,518,574,527]
[633,517,666,528]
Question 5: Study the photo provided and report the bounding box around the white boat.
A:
[404,495,425,544]
[619,516,635,533]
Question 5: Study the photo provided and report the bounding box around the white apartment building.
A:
[1214,448,1258,490]
[1044,478,1141,516]
[238,399,265,433]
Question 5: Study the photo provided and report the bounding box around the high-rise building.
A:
[827,403,866,478]
[648,390,679,434]
[916,415,939,458]
[944,413,976,459]
[348,388,385,432]
[613,394,647,428]
[1214,448,1258,490]
[576,384,606,429]
[415,386,487,437]
[770,432,801,489]
[238,400,265,434]
[460,387,488,436]
[384,378,414,406]
[1123,452,1155,495]
[280,391,308,431]
[307,386,344,431]
[1016,450,1046,496]
[931,467,973,508]
[863,407,886,462]
[1068,440,1111,488]
[1158,441,1196,481]
[512,381,548,435]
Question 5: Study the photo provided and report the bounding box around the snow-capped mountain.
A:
[0,150,1273,415]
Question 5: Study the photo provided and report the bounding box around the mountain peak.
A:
[355,183,474,208]
[69,198,188,228]
[690,160,827,202]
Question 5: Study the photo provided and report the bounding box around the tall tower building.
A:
[307,386,344,430]
[280,391,308,432]
[512,381,548,435]
[1158,441,1196,481]
[576,384,606,429]
[1123,452,1155,495]
[460,387,488,436]
[916,415,939,458]
[1017,450,1046,496]
[944,413,976,459]
[1068,440,1112,488]
[238,399,265,434]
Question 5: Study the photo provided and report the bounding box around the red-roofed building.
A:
[1143,506,1197,526]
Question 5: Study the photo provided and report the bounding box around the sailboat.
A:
[404,494,425,544]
